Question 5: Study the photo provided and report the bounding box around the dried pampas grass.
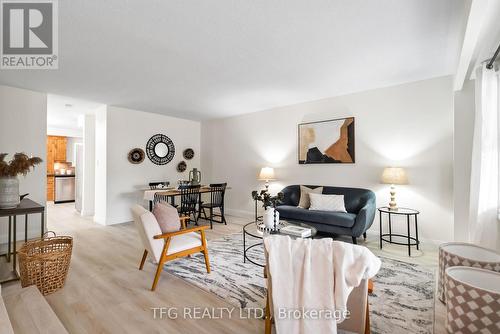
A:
[0,153,43,177]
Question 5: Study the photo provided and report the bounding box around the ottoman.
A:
[445,266,500,334]
[438,242,500,302]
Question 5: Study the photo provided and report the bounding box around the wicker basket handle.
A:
[43,231,57,238]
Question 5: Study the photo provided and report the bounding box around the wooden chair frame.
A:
[138,216,211,291]
[263,265,373,334]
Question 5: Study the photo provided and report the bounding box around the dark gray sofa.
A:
[276,185,376,244]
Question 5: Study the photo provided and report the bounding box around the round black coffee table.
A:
[243,221,317,267]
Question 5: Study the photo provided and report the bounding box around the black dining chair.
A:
[179,184,201,224]
[199,183,227,229]
[153,192,171,211]
[149,181,170,190]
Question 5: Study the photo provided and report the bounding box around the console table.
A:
[0,199,45,283]
[378,207,419,256]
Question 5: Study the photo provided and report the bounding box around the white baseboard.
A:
[80,209,94,217]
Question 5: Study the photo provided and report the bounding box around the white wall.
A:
[81,114,96,216]
[202,76,455,242]
[453,79,475,242]
[0,85,47,241]
[94,106,108,224]
[95,106,201,225]
[66,137,83,165]
[47,127,82,138]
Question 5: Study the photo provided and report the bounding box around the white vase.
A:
[0,176,20,209]
[263,208,279,229]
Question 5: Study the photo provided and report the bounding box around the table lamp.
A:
[258,167,275,192]
[381,167,408,210]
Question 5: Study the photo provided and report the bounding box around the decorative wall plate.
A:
[146,134,175,165]
[183,148,195,160]
[177,161,187,172]
[128,148,145,164]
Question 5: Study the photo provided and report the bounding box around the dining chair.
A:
[199,183,227,229]
[149,181,170,190]
[179,184,201,223]
[131,205,210,291]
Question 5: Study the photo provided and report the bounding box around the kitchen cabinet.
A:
[47,136,67,164]
[46,136,67,202]
[47,176,54,201]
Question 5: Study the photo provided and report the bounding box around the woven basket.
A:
[18,231,73,296]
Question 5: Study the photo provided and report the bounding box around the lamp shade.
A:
[381,167,408,185]
[258,167,275,180]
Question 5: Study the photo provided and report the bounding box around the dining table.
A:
[143,185,229,211]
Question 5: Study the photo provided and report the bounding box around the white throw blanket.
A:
[263,235,381,334]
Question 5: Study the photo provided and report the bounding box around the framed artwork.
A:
[298,117,355,164]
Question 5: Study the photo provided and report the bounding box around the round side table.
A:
[378,207,420,256]
[438,242,500,303]
[445,267,500,333]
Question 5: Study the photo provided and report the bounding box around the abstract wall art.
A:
[298,117,355,164]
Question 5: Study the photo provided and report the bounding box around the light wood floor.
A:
[1,203,446,333]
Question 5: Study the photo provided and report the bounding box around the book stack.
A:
[280,225,312,238]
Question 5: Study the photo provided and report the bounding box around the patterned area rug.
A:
[165,233,434,334]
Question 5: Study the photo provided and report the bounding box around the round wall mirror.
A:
[146,134,175,165]
[154,142,169,158]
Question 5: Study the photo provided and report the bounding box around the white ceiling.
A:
[47,95,103,133]
[0,0,468,120]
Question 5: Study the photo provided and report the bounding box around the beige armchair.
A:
[263,254,373,334]
[131,205,211,291]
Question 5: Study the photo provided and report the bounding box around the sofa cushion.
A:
[298,185,323,208]
[277,205,357,228]
[309,193,347,212]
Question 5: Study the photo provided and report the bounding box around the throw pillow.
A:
[153,202,181,233]
[298,185,323,208]
[308,193,347,212]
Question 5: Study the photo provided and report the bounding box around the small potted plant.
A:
[0,153,42,209]
[251,190,284,232]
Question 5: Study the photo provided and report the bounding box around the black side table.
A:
[378,207,420,256]
[0,198,45,282]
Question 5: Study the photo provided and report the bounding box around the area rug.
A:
[165,233,434,334]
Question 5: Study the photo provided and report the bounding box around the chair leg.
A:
[352,236,357,244]
[365,279,373,334]
[152,261,164,291]
[201,207,208,220]
[200,230,211,273]
[221,206,227,225]
[363,232,367,240]
[193,210,199,225]
[139,249,148,270]
[151,241,170,291]
[265,290,272,334]
[365,297,371,334]
[209,207,213,229]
